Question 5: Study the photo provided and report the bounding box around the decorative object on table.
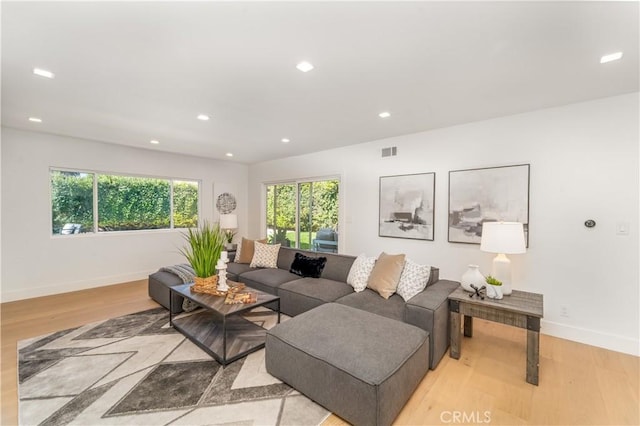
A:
[379,172,435,241]
[448,164,530,244]
[220,213,238,250]
[460,264,485,292]
[225,291,257,304]
[179,221,226,292]
[190,281,245,296]
[480,221,526,295]
[216,250,230,292]
[216,192,237,214]
[469,283,485,300]
[484,275,503,300]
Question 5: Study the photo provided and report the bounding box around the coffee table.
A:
[448,286,544,385]
[169,282,280,366]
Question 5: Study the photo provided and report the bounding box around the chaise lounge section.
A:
[266,302,430,426]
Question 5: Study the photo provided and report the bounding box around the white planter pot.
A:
[486,284,503,300]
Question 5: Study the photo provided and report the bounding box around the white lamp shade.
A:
[219,214,238,230]
[480,222,526,254]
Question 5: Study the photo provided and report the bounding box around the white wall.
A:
[1,127,248,302]
[248,93,639,355]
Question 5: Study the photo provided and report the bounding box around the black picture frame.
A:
[448,164,530,245]
[379,172,435,241]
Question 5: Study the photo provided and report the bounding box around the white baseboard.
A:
[542,319,639,357]
[0,270,155,303]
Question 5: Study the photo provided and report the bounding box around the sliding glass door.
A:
[266,178,339,252]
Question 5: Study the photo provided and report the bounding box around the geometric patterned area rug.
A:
[18,307,330,426]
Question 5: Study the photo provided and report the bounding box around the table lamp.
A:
[480,221,526,295]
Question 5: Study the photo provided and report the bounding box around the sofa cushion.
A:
[226,262,257,281]
[335,289,406,322]
[396,259,431,302]
[367,252,406,299]
[278,278,354,316]
[289,252,327,278]
[346,254,376,292]
[239,267,299,295]
[250,242,280,268]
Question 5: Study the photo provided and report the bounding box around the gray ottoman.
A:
[266,303,429,426]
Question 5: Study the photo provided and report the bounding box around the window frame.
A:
[50,167,202,237]
[263,175,341,252]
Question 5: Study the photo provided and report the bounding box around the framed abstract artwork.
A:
[448,164,530,245]
[379,172,435,241]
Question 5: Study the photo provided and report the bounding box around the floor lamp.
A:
[480,222,526,295]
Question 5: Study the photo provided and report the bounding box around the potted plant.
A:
[485,275,503,300]
[224,229,237,250]
[180,221,225,289]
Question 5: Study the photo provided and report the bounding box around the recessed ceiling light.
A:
[600,52,623,63]
[296,61,314,72]
[378,112,391,118]
[28,117,42,123]
[150,140,160,145]
[33,68,55,79]
[197,114,210,121]
[226,152,233,157]
[281,138,290,143]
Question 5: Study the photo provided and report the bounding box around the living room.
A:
[1,1,638,425]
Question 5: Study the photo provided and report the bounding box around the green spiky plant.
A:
[179,221,225,278]
[485,276,503,286]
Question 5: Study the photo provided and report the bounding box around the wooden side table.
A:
[448,287,544,385]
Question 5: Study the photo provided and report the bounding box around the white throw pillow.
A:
[346,254,376,292]
[396,259,431,302]
[250,241,280,268]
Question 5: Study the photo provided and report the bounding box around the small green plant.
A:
[224,229,236,244]
[485,276,503,286]
[179,221,225,278]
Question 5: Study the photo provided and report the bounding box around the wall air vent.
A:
[381,147,397,157]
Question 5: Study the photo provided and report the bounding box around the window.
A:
[266,178,339,252]
[51,170,94,234]
[51,169,199,235]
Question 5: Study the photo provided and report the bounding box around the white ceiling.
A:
[2,1,638,164]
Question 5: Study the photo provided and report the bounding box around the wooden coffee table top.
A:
[171,282,279,316]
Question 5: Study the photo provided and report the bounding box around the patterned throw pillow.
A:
[250,242,281,268]
[235,240,243,262]
[236,238,267,264]
[346,254,376,292]
[396,259,431,302]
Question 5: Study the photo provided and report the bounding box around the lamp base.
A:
[491,253,512,295]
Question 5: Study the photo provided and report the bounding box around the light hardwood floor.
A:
[2,280,638,425]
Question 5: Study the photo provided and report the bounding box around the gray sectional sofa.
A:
[149,246,458,370]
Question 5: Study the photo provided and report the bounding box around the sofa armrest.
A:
[404,280,460,369]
